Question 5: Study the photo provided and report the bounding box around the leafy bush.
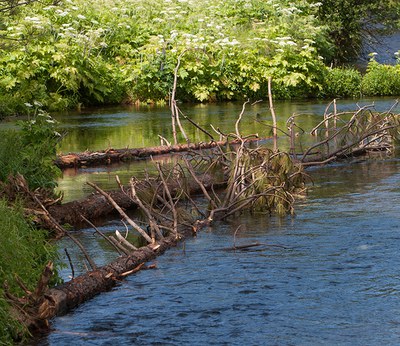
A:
[0,105,62,343]
[0,0,333,111]
[1,0,399,113]
[321,67,362,98]
[0,200,59,344]
[362,58,400,96]
[0,106,61,190]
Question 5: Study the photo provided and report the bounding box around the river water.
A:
[36,157,400,345]
[10,98,400,345]
[53,97,399,202]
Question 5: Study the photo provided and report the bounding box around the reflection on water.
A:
[53,98,400,153]
[35,158,400,345]
[54,98,400,202]
[57,155,178,202]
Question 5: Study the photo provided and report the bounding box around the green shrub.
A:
[0,107,61,191]
[362,59,400,96]
[0,200,59,344]
[321,67,362,98]
[0,0,333,111]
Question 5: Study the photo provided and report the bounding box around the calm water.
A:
[53,98,400,153]
[52,98,400,202]
[35,157,400,345]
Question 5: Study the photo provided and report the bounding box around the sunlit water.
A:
[2,99,400,344]
[51,98,400,202]
[33,157,400,345]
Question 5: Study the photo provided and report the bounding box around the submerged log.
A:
[55,138,263,169]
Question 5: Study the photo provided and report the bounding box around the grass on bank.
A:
[0,200,59,344]
[0,110,62,343]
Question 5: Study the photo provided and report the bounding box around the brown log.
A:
[48,190,136,229]
[48,175,226,229]
[54,138,263,169]
[33,232,182,325]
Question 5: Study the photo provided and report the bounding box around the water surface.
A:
[36,158,400,345]
[53,98,400,202]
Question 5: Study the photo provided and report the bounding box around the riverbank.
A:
[0,0,399,118]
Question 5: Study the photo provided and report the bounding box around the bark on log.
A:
[33,232,183,325]
[55,138,263,169]
[48,175,226,229]
[48,191,136,228]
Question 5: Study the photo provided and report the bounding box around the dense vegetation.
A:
[0,0,399,116]
[0,106,61,189]
[0,108,61,344]
[0,201,59,344]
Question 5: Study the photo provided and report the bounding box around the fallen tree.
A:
[54,136,264,169]
[7,102,309,332]
[294,100,400,165]
[5,235,178,333]
[4,99,400,340]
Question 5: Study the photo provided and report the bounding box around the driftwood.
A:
[55,138,263,169]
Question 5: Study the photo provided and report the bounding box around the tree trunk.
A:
[48,175,225,229]
[17,232,186,333]
[55,138,262,169]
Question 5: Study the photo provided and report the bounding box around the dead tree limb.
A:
[268,77,278,151]
[87,181,153,244]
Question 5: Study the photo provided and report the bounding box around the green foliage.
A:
[320,67,362,98]
[0,0,334,111]
[362,58,400,96]
[313,0,400,63]
[0,105,61,190]
[0,0,399,112]
[0,199,59,344]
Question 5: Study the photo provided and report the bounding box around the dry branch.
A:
[87,181,153,244]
